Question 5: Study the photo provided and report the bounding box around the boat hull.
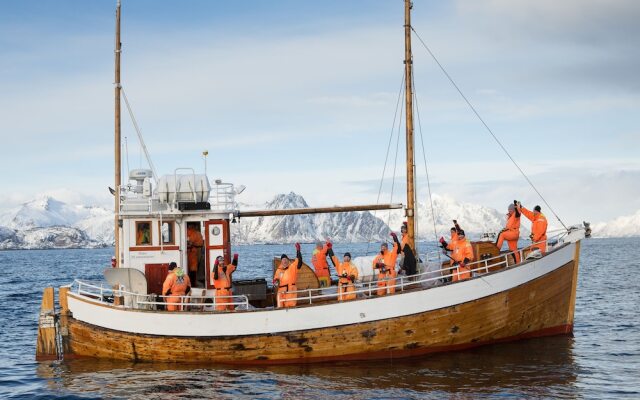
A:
[59,242,580,364]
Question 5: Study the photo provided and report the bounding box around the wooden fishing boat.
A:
[36,1,586,364]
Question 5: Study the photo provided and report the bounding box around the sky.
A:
[1,0,638,227]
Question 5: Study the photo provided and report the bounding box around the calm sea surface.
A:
[0,238,638,399]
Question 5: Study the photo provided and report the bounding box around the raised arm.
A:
[295,242,303,269]
[390,232,401,254]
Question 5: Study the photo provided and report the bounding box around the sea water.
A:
[0,238,638,399]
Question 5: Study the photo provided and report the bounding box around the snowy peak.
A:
[3,195,111,231]
[385,194,506,239]
[591,209,640,238]
[264,192,309,209]
[233,193,388,244]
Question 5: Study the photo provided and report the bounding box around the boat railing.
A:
[289,237,556,305]
[209,181,236,211]
[70,280,250,311]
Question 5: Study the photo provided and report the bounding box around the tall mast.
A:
[114,0,122,267]
[404,0,416,251]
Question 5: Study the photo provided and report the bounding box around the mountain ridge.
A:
[0,193,635,249]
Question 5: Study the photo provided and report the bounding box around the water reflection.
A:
[38,336,577,399]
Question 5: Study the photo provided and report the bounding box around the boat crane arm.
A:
[237,203,403,218]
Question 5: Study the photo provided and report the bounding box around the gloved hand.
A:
[349,275,356,282]
[529,234,534,240]
[341,272,348,277]
[295,242,301,251]
[390,232,398,240]
[463,257,470,265]
[326,241,332,249]
[233,253,239,262]
[214,258,219,268]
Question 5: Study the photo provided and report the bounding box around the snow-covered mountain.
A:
[232,192,508,244]
[232,192,391,243]
[0,196,112,249]
[3,192,634,250]
[384,194,506,240]
[591,209,640,238]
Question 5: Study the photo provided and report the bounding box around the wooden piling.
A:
[35,287,58,361]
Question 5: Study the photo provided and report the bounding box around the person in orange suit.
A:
[330,250,359,301]
[186,224,204,286]
[273,243,303,308]
[439,227,459,255]
[451,230,474,265]
[162,262,191,311]
[311,241,331,287]
[439,226,461,276]
[517,203,548,254]
[372,233,401,296]
[496,202,521,264]
[212,254,238,311]
[399,222,417,277]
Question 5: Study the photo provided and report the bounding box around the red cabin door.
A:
[145,263,169,295]
[204,219,231,289]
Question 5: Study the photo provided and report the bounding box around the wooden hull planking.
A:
[60,256,578,364]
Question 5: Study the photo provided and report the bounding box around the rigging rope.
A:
[387,87,404,228]
[121,86,159,181]
[124,136,130,179]
[413,80,442,252]
[366,71,406,256]
[410,27,569,231]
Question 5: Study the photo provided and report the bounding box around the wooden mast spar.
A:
[404,0,416,251]
[114,0,122,267]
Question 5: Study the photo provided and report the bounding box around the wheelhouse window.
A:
[159,221,175,245]
[135,221,152,245]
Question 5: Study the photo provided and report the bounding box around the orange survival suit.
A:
[212,254,238,311]
[451,235,474,282]
[162,266,191,311]
[372,233,401,295]
[187,226,204,281]
[273,244,303,308]
[496,205,521,264]
[330,252,359,301]
[311,242,331,287]
[519,205,548,253]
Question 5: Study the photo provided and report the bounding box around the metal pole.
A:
[114,0,122,267]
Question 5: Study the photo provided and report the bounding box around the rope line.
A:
[388,87,405,228]
[413,79,442,253]
[121,87,159,180]
[411,27,568,231]
[366,71,406,256]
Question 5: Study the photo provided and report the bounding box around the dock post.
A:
[35,287,58,361]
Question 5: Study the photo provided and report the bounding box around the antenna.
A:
[203,150,209,175]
